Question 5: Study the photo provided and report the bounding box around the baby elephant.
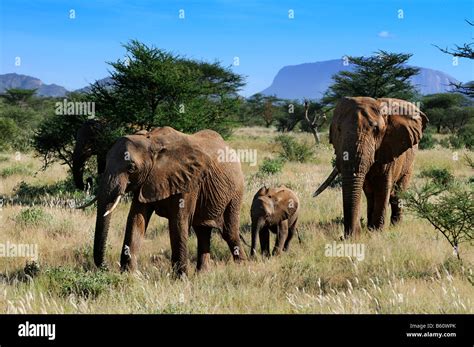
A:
[250,186,299,256]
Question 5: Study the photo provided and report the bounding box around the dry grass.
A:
[0,127,473,313]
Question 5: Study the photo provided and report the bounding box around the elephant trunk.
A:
[340,139,373,238]
[250,218,265,256]
[93,174,126,268]
[341,173,365,238]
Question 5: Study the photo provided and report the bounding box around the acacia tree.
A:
[246,93,280,127]
[34,40,245,172]
[435,20,474,97]
[403,181,473,260]
[303,100,327,144]
[323,51,420,105]
[1,88,37,106]
[422,93,473,133]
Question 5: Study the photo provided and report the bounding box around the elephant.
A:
[72,119,106,191]
[313,97,428,238]
[93,126,246,275]
[250,185,299,256]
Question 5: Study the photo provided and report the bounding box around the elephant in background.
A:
[72,119,106,191]
[314,97,428,238]
[250,186,299,256]
[93,126,246,275]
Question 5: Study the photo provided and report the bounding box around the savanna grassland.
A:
[0,127,473,314]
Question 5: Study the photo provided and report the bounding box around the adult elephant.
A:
[313,97,428,238]
[93,126,246,275]
[72,119,106,191]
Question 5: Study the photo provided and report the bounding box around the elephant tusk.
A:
[103,195,122,217]
[76,196,98,209]
[313,167,339,197]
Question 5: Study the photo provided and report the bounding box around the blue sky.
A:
[1,0,473,96]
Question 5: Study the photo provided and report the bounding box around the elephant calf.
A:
[250,186,299,256]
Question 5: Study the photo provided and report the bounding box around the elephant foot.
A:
[390,215,402,225]
[272,247,282,256]
[197,254,211,272]
[172,262,188,278]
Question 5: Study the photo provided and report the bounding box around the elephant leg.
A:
[272,220,288,256]
[371,178,392,230]
[366,192,375,229]
[222,199,246,262]
[364,182,375,229]
[195,226,212,272]
[389,195,402,225]
[168,216,190,276]
[259,226,270,257]
[283,220,297,252]
[120,200,154,271]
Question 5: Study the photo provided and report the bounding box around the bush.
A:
[438,137,451,149]
[419,167,454,186]
[257,157,285,176]
[0,118,20,151]
[418,131,437,149]
[448,135,465,149]
[14,179,79,199]
[15,207,51,227]
[402,182,473,260]
[0,163,33,177]
[44,267,123,298]
[457,123,474,149]
[275,134,313,163]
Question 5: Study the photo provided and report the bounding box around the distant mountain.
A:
[0,73,68,97]
[0,74,114,97]
[260,59,460,99]
[73,77,114,94]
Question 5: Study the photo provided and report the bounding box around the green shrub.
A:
[0,163,33,177]
[448,135,465,149]
[275,134,313,163]
[257,157,285,176]
[14,179,81,200]
[419,167,454,186]
[418,131,437,149]
[457,124,474,149]
[15,207,51,227]
[44,267,124,298]
[402,182,473,260]
[438,137,451,149]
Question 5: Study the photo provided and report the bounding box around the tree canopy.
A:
[323,51,420,105]
[34,40,245,170]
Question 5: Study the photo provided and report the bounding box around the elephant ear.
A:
[138,134,211,203]
[376,98,428,164]
[271,191,295,220]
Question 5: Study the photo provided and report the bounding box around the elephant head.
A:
[315,97,427,237]
[72,119,106,191]
[93,127,210,268]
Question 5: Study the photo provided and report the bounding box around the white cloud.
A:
[378,31,392,38]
